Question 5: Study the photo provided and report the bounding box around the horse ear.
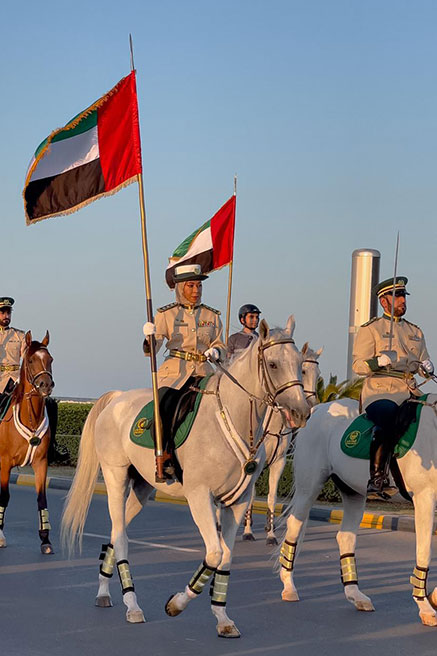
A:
[259,319,270,340]
[42,331,49,346]
[285,315,295,337]
[316,347,323,357]
[25,330,32,346]
[302,341,309,355]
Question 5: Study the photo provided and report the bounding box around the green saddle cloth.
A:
[130,375,212,449]
[340,395,428,460]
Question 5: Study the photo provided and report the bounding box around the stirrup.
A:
[366,477,398,501]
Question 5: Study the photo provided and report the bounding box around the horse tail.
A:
[61,390,121,556]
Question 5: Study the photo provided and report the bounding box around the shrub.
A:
[55,401,93,466]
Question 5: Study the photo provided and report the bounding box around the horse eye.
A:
[269,362,277,370]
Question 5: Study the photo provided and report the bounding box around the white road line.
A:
[83,532,200,553]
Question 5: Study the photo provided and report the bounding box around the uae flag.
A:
[24,72,142,225]
[165,195,236,288]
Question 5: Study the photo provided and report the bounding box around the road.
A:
[0,485,436,656]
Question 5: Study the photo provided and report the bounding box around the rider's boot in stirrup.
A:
[367,428,398,500]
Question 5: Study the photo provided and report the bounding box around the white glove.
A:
[377,350,396,368]
[419,359,434,376]
[143,322,156,337]
[204,347,220,362]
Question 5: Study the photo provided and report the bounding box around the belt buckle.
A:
[187,352,194,361]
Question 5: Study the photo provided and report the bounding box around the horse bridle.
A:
[302,358,320,401]
[257,338,305,406]
[24,346,54,395]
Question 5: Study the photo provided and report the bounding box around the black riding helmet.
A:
[238,304,261,321]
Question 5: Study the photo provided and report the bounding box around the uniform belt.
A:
[0,364,19,372]
[169,349,207,363]
[373,370,413,380]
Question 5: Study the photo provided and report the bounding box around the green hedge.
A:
[55,402,93,466]
[254,459,341,503]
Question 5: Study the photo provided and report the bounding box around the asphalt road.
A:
[1,485,437,656]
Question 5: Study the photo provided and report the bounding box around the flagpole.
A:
[130,35,166,483]
[225,175,237,344]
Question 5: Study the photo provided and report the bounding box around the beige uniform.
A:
[0,326,26,393]
[352,314,430,408]
[144,302,226,389]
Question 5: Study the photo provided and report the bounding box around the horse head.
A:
[23,330,55,397]
[301,344,323,408]
[258,315,310,429]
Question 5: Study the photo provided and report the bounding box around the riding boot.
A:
[0,378,16,420]
[367,428,398,500]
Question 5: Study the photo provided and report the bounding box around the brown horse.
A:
[0,330,55,554]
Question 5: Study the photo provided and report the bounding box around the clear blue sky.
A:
[2,0,437,397]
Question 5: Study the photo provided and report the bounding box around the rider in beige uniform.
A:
[352,276,433,498]
[0,297,26,399]
[143,264,225,477]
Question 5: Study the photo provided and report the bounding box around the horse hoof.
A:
[126,609,146,623]
[282,590,299,602]
[420,612,437,627]
[242,533,256,542]
[266,537,278,546]
[354,600,375,612]
[217,623,241,638]
[165,594,183,617]
[95,595,113,608]
[41,543,54,555]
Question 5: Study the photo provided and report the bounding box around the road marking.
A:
[83,532,200,553]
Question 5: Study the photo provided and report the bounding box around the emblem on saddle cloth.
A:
[129,375,212,449]
[340,395,428,460]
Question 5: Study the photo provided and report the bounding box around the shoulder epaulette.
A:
[157,302,178,313]
[403,319,421,330]
[361,317,379,327]
[200,303,221,315]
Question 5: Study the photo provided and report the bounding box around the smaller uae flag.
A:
[165,195,236,289]
[24,72,142,225]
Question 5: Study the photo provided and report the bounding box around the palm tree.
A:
[316,374,363,403]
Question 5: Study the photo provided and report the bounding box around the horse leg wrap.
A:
[340,553,358,586]
[0,506,5,530]
[117,560,135,594]
[188,561,216,595]
[279,540,297,571]
[265,509,275,533]
[38,509,51,532]
[210,569,230,607]
[410,565,429,599]
[99,543,116,578]
[244,506,253,528]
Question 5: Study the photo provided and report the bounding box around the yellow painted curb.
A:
[329,508,385,530]
[16,474,47,487]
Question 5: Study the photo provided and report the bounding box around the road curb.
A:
[11,473,417,534]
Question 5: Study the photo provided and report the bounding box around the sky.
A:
[2,0,437,398]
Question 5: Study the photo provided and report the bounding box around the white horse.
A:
[278,394,437,627]
[61,317,310,638]
[241,346,322,545]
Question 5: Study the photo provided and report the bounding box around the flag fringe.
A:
[25,175,138,226]
[24,73,134,189]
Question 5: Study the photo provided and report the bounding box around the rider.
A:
[0,297,68,464]
[143,264,226,475]
[352,276,433,498]
[227,304,261,356]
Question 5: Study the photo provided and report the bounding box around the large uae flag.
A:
[165,195,236,288]
[23,72,142,224]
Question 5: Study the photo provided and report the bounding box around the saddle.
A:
[341,395,427,461]
[130,375,212,481]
